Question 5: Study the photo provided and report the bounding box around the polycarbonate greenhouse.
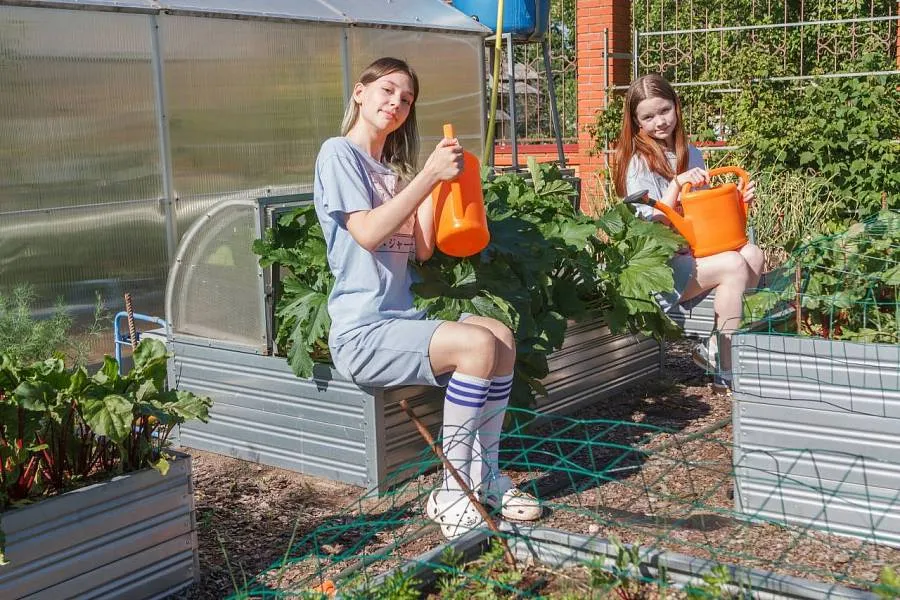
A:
[0,0,489,345]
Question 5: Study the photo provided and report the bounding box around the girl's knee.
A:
[493,321,515,350]
[466,325,499,360]
[742,243,765,272]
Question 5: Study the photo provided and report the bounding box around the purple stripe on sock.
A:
[445,395,486,408]
[450,378,492,392]
[447,382,490,399]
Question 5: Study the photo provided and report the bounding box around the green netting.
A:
[221,212,900,599]
[230,405,900,599]
[743,209,899,344]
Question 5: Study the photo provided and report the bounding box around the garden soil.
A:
[173,340,898,599]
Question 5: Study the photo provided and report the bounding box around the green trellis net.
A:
[743,209,900,343]
[230,407,900,598]
[230,213,900,599]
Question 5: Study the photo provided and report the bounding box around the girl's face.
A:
[634,96,677,145]
[353,71,415,135]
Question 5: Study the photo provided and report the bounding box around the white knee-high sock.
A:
[441,372,491,496]
[471,373,513,488]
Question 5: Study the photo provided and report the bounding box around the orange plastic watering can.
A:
[432,123,490,257]
[625,166,750,258]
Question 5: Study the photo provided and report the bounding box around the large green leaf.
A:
[168,390,212,423]
[81,394,133,442]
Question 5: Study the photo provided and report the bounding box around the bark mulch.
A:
[173,340,897,599]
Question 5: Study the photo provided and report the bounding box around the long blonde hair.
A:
[613,74,689,197]
[341,57,420,182]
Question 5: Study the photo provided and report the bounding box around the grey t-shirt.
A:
[313,137,423,347]
[625,145,706,219]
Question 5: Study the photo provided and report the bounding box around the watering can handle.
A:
[680,166,750,195]
[711,166,750,219]
[623,190,653,206]
[443,123,465,218]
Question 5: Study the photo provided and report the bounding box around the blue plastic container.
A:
[451,0,551,41]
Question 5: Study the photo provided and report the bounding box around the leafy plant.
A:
[0,338,213,562]
[747,168,847,269]
[255,159,682,409]
[745,210,899,342]
[0,284,107,368]
[684,563,752,599]
[0,285,71,365]
[727,49,900,219]
[435,545,469,600]
[252,207,333,377]
[587,535,647,600]
[340,567,421,600]
[874,565,900,599]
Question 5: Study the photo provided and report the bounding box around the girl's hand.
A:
[674,167,709,188]
[742,180,756,205]
[423,137,464,183]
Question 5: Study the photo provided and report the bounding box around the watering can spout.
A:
[623,190,695,247]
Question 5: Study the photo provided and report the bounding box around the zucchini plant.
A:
[254,159,684,408]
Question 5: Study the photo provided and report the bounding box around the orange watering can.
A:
[432,123,490,257]
[625,166,751,258]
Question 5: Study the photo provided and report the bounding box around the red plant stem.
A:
[0,439,7,491]
[21,455,40,491]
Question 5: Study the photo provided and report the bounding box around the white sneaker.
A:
[712,370,733,395]
[425,490,484,540]
[691,339,716,373]
[478,475,542,521]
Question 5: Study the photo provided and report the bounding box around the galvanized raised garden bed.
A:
[0,454,198,599]
[368,524,878,599]
[170,316,662,493]
[164,193,663,492]
[731,332,900,548]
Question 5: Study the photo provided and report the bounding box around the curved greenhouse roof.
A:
[7,0,491,33]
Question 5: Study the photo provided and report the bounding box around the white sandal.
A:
[479,475,542,521]
[426,490,484,540]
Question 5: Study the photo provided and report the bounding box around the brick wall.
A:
[575,0,631,213]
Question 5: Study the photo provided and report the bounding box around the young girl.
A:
[614,74,765,392]
[313,57,541,539]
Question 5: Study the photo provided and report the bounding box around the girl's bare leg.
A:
[680,251,751,373]
[428,317,516,379]
[427,318,516,502]
[740,243,765,289]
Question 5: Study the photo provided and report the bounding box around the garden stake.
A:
[124,292,138,351]
[794,263,802,334]
[398,398,517,569]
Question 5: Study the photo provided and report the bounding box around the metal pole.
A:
[603,28,610,109]
[505,33,519,170]
[340,28,351,106]
[149,15,177,265]
[638,14,898,36]
[479,42,492,167]
[542,39,566,168]
[632,27,640,80]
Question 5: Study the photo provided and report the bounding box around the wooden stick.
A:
[124,293,138,351]
[399,398,517,569]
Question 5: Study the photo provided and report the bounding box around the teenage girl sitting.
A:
[613,74,764,392]
[312,57,541,539]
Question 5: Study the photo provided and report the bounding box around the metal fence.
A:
[493,0,578,145]
[600,0,899,151]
